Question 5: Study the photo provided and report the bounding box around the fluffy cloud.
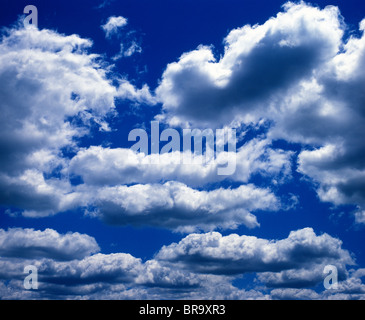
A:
[116,80,157,105]
[0,15,292,232]
[2,3,365,300]
[0,26,115,216]
[0,228,99,261]
[322,273,365,300]
[0,227,362,300]
[0,255,251,299]
[269,268,365,300]
[258,264,345,289]
[64,136,291,231]
[156,2,343,127]
[155,228,354,275]
[81,181,279,231]
[155,2,365,223]
[0,27,115,165]
[0,227,221,299]
[288,21,365,222]
[68,137,292,187]
[0,25,154,217]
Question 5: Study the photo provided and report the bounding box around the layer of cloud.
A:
[0,24,290,235]
[2,4,363,226]
[68,138,292,187]
[0,227,362,300]
[0,228,99,261]
[81,181,279,231]
[155,228,354,275]
[0,227,252,299]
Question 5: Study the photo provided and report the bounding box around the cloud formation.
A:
[0,228,99,261]
[155,2,365,223]
[2,2,364,232]
[156,2,343,127]
[0,25,154,217]
[156,228,354,275]
[68,138,292,187]
[0,227,362,300]
[0,26,115,216]
[81,181,278,231]
[1,2,365,300]
[0,24,289,233]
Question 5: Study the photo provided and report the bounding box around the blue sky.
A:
[1,0,365,299]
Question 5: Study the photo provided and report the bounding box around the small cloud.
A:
[101,16,128,38]
[4,209,20,218]
[123,42,142,57]
[95,0,115,9]
[112,41,142,60]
